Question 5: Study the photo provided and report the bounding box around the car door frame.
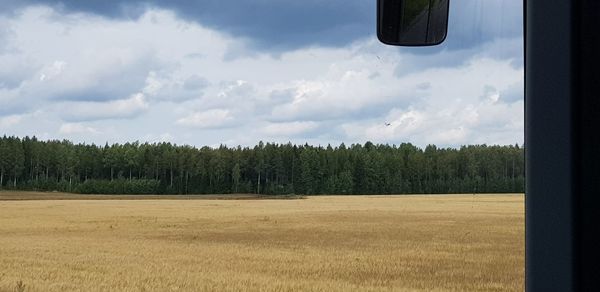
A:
[526,0,600,290]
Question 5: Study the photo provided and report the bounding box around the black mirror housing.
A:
[377,0,450,46]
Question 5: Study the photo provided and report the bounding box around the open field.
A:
[0,192,524,291]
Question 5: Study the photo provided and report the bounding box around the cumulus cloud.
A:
[0,114,23,128]
[143,72,209,102]
[183,75,210,91]
[59,93,149,122]
[176,109,235,129]
[0,111,45,132]
[5,0,374,52]
[58,123,100,135]
[269,62,418,122]
[341,58,523,146]
[4,0,521,54]
[261,121,319,137]
[0,7,232,111]
[0,3,524,148]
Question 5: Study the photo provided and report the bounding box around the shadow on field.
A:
[0,191,306,201]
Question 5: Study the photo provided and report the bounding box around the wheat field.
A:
[0,193,524,292]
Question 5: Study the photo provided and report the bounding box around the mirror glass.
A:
[378,0,450,46]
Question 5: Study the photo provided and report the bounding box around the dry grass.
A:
[0,192,524,291]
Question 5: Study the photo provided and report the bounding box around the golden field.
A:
[0,192,524,292]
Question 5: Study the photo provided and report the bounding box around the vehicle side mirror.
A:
[377,0,450,46]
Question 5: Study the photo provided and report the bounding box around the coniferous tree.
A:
[0,136,525,195]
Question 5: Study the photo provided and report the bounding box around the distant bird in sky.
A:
[385,122,391,127]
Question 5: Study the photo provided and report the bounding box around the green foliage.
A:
[75,179,160,194]
[0,136,525,195]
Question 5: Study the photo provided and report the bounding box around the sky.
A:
[0,0,523,148]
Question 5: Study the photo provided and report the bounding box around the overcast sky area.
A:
[0,0,523,148]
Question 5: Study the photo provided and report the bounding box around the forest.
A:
[0,136,524,195]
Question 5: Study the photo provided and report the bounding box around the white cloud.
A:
[58,123,99,135]
[261,121,319,137]
[0,5,524,147]
[341,58,523,146]
[0,114,23,128]
[39,60,66,81]
[143,71,209,102]
[60,93,149,121]
[176,109,234,129]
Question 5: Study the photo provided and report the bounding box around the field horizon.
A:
[0,193,524,291]
[0,191,522,201]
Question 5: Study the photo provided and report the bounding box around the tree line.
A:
[0,136,524,195]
